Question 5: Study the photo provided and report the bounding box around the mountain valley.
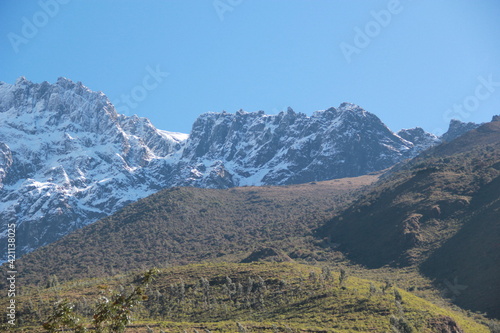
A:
[0,77,498,332]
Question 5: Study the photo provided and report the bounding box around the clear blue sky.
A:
[1,0,499,135]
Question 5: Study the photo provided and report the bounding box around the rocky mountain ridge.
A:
[0,77,477,258]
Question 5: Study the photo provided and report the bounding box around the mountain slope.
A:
[0,262,489,332]
[397,127,440,153]
[0,77,186,256]
[441,119,480,142]
[11,174,378,286]
[318,118,500,317]
[0,77,442,259]
[419,122,500,318]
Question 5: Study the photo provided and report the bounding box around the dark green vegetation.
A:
[13,174,378,286]
[0,263,490,332]
[3,118,499,331]
[319,119,500,317]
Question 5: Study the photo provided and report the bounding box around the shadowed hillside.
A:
[319,118,500,317]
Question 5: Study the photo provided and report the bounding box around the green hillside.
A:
[13,174,378,286]
[0,262,490,332]
[319,120,500,317]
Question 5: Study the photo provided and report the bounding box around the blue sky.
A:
[1,0,499,135]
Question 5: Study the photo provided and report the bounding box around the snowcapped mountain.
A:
[0,78,474,259]
[397,127,441,153]
[0,77,186,256]
[174,104,416,187]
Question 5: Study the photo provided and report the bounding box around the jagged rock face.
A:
[0,77,186,256]
[0,142,13,189]
[397,127,440,156]
[179,104,416,186]
[441,119,480,142]
[0,78,462,259]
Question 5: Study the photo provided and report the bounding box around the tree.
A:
[390,314,415,333]
[42,300,87,333]
[309,271,318,283]
[382,280,393,294]
[321,266,333,282]
[43,268,159,333]
[339,268,348,287]
[46,275,60,289]
[93,268,159,332]
[369,282,378,297]
[237,322,248,333]
[394,289,403,303]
